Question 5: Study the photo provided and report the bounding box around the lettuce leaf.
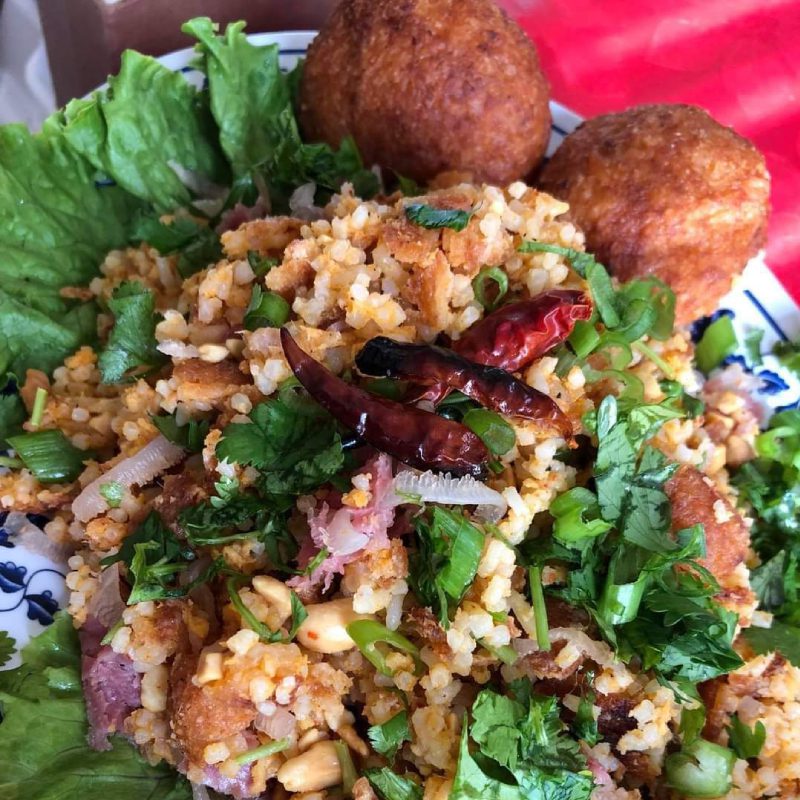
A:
[0,613,191,800]
[61,49,228,211]
[0,123,142,375]
[184,19,379,207]
[183,17,291,177]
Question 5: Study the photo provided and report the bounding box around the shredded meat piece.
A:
[154,471,210,530]
[596,693,637,745]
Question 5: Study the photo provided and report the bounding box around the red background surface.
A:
[500,0,800,304]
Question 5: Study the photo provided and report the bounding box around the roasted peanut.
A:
[276,740,341,792]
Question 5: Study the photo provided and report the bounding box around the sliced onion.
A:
[86,562,125,630]
[255,707,297,739]
[550,628,616,667]
[289,181,325,221]
[393,470,507,521]
[72,435,185,523]
[511,638,541,656]
[3,511,71,563]
[325,507,370,556]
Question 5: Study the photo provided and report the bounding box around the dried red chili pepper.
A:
[280,329,489,477]
[356,337,571,437]
[454,289,592,371]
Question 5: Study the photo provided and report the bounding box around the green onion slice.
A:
[695,315,737,374]
[472,266,509,311]
[346,619,423,676]
[29,387,48,429]
[462,408,515,456]
[664,738,735,798]
[244,285,291,330]
[333,740,357,796]
[528,566,551,651]
[7,429,87,484]
[234,737,290,765]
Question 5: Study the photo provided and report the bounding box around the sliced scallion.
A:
[462,408,515,456]
[29,387,48,429]
[333,740,357,796]
[99,481,125,509]
[472,266,508,311]
[244,285,291,330]
[346,619,422,676]
[695,315,737,373]
[569,319,600,359]
[528,566,550,651]
[664,738,735,798]
[7,429,87,484]
[233,737,290,765]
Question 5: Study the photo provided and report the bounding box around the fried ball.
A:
[538,104,770,324]
[299,0,551,185]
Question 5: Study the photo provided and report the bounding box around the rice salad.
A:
[1,18,799,800]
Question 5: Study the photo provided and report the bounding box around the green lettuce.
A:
[61,49,228,211]
[184,18,379,207]
[0,123,143,376]
[0,613,191,800]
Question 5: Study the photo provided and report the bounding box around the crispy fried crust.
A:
[299,0,551,184]
[665,465,750,580]
[538,104,770,324]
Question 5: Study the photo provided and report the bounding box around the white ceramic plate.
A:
[2,30,798,668]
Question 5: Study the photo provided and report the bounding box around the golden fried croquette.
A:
[299,0,551,185]
[538,104,770,324]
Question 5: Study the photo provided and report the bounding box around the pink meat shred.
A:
[289,453,397,593]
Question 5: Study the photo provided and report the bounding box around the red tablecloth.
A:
[502,0,800,304]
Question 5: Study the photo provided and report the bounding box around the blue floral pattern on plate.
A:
[1,31,798,668]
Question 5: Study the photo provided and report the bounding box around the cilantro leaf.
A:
[0,613,192,799]
[405,203,472,231]
[101,511,217,604]
[151,412,210,453]
[364,768,423,800]
[99,282,165,384]
[61,50,228,211]
[0,631,15,667]
[726,714,766,760]
[451,685,593,800]
[216,394,344,495]
[129,214,221,278]
[244,285,291,330]
[367,711,411,760]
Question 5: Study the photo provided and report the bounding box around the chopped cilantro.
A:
[364,769,422,800]
[101,511,219,604]
[216,392,344,495]
[743,620,800,668]
[367,711,410,760]
[151,412,210,453]
[98,281,165,384]
[743,328,764,367]
[405,203,472,231]
[451,683,593,800]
